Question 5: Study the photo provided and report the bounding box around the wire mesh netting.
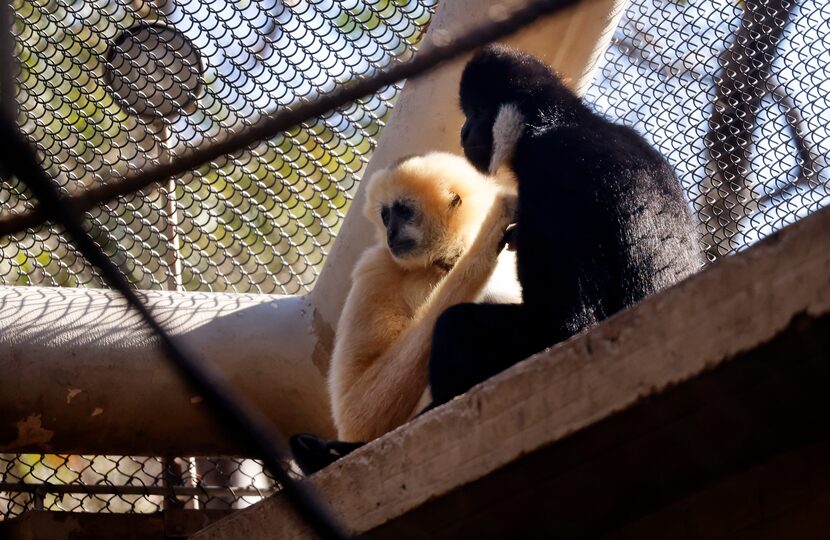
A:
[1,0,437,294]
[0,454,278,515]
[2,0,830,527]
[0,0,438,522]
[586,0,830,260]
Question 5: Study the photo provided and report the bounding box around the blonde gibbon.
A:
[328,151,517,443]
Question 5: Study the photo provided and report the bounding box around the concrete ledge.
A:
[193,204,830,539]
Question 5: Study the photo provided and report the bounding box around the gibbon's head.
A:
[459,44,584,172]
[365,152,496,271]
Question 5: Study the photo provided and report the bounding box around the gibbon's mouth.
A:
[433,258,454,272]
[389,238,416,256]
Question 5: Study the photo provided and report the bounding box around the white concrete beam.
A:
[0,289,335,454]
[0,0,628,456]
[309,0,629,348]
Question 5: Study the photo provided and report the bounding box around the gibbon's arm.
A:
[331,195,516,441]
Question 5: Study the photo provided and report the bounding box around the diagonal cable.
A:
[0,0,585,535]
[0,116,352,540]
[0,0,582,237]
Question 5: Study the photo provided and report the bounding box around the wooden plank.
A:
[194,204,830,540]
[372,312,830,538]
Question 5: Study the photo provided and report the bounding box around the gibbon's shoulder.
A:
[527,126,677,195]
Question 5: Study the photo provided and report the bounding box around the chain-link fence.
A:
[586,0,830,260]
[1,0,436,294]
[0,454,277,516]
[2,0,830,529]
[0,0,438,523]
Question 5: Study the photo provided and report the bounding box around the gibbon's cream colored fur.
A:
[329,152,516,441]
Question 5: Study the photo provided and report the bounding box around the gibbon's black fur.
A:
[428,45,702,406]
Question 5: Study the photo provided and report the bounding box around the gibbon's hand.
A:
[496,193,518,254]
[483,192,518,256]
[499,222,518,253]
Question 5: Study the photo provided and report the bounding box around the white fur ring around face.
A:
[489,103,525,175]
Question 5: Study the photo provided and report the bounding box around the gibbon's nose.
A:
[387,225,399,245]
[387,227,415,255]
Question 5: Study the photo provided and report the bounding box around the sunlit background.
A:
[1,0,829,522]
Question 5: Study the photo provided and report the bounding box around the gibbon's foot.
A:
[289,434,365,476]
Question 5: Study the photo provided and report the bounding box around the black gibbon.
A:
[428,44,702,406]
[291,152,516,474]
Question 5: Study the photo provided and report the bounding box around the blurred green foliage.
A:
[0,0,436,294]
[1,0,436,519]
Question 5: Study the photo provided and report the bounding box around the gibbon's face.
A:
[459,46,513,172]
[366,153,480,271]
[379,198,421,258]
[460,109,496,173]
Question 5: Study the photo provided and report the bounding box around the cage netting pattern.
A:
[0,0,437,518]
[3,0,830,523]
[1,0,437,294]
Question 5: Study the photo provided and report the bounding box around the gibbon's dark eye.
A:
[380,206,390,226]
[393,201,414,222]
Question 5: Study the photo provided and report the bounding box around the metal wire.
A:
[0,0,582,243]
[0,111,351,539]
[2,0,830,534]
[585,0,830,260]
[1,455,278,515]
[0,0,435,533]
[2,0,439,293]
[0,0,584,535]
